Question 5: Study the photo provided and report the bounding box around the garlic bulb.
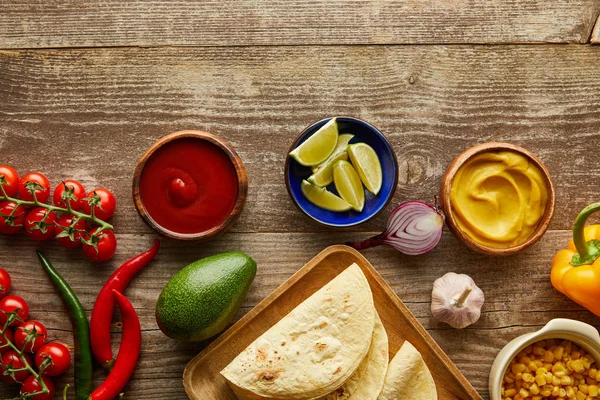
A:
[431,272,484,329]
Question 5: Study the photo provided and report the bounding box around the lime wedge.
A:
[348,143,383,195]
[333,160,365,212]
[311,134,355,173]
[307,152,348,187]
[301,180,352,212]
[289,118,338,166]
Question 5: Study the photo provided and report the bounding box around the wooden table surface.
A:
[2,1,600,399]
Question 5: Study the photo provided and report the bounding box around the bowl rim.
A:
[132,130,248,241]
[284,116,399,229]
[440,141,556,256]
[489,318,600,400]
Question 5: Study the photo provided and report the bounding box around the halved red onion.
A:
[348,201,445,255]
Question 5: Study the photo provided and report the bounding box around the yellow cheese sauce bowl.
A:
[440,142,556,256]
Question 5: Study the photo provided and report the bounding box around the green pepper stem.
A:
[573,202,600,263]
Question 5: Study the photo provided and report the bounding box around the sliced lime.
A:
[348,143,383,195]
[289,118,338,166]
[301,180,352,212]
[333,160,365,212]
[311,134,355,173]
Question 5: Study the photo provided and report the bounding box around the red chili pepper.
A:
[90,239,159,368]
[89,290,141,400]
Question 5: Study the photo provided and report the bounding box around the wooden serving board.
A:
[183,245,483,400]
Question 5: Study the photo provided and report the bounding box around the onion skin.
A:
[347,201,445,255]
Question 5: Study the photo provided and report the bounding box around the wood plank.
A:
[1,1,600,48]
[1,46,600,233]
[0,231,597,399]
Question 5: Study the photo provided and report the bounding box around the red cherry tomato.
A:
[82,188,116,221]
[53,180,85,211]
[0,268,11,298]
[0,201,26,235]
[20,375,54,399]
[0,327,13,354]
[55,216,86,249]
[82,228,117,262]
[0,166,19,198]
[0,295,30,327]
[18,172,50,203]
[0,350,31,384]
[14,320,47,353]
[24,208,57,241]
[34,342,71,376]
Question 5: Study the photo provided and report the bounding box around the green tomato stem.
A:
[0,190,112,232]
[0,322,48,395]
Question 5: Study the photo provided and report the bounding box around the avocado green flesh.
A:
[156,251,257,342]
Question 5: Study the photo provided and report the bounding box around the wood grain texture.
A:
[0,0,600,48]
[1,46,600,233]
[0,230,598,400]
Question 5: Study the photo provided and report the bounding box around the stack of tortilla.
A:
[221,263,438,400]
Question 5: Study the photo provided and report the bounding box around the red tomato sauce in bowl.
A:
[135,133,245,238]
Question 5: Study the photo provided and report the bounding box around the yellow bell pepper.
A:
[551,202,600,317]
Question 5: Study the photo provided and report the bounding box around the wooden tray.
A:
[183,245,483,400]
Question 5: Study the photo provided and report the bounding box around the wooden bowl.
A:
[132,130,247,241]
[440,142,555,256]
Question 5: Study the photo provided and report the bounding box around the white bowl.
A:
[489,318,600,400]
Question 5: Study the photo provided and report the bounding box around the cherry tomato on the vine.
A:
[82,188,116,221]
[14,320,47,353]
[55,216,86,249]
[0,327,13,354]
[53,180,85,211]
[24,208,57,242]
[0,166,19,198]
[82,228,117,262]
[18,172,50,203]
[0,295,30,327]
[0,350,31,384]
[34,342,70,377]
[0,268,11,298]
[20,375,54,399]
[0,201,26,235]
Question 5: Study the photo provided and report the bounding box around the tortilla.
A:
[320,311,388,400]
[221,263,375,400]
[377,341,437,400]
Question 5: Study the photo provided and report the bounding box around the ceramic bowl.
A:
[132,130,247,241]
[440,142,555,256]
[489,319,600,400]
[284,117,398,228]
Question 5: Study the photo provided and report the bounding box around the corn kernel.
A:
[581,385,589,395]
[589,385,598,396]
[523,373,534,383]
[535,374,546,386]
[545,351,556,363]
[519,388,530,398]
[530,383,540,395]
[505,388,517,397]
[528,362,539,372]
[513,364,527,374]
[555,347,566,360]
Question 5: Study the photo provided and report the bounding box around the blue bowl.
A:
[285,117,398,228]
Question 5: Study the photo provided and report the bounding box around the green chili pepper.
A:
[37,251,93,400]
